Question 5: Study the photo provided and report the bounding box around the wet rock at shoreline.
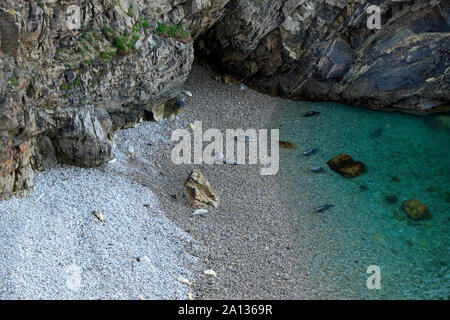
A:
[402,199,432,220]
[327,154,365,178]
[184,170,220,208]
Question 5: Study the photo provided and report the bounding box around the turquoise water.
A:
[274,101,449,299]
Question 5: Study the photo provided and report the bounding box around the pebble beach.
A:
[0,64,447,299]
[0,64,305,299]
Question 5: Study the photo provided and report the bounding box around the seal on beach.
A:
[302,111,320,117]
[314,204,333,212]
[303,148,319,156]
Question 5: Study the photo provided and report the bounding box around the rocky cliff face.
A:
[198,0,449,113]
[0,0,229,199]
[0,0,449,200]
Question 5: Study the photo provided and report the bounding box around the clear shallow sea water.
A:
[273,101,449,299]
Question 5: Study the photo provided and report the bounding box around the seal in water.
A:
[310,166,325,173]
[315,204,333,212]
[302,111,320,117]
[304,148,319,156]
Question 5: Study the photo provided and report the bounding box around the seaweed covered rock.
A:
[402,199,432,220]
[327,154,365,178]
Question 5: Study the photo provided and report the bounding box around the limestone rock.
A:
[184,170,219,208]
[402,199,432,220]
[51,106,113,168]
[327,154,365,178]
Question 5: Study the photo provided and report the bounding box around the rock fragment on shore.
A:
[184,170,220,208]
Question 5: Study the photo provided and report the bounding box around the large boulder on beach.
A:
[327,154,365,178]
[51,106,113,167]
[402,199,432,220]
[184,170,220,208]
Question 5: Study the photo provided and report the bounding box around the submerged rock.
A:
[327,154,365,178]
[402,199,432,220]
[359,185,369,192]
[385,194,399,204]
[184,170,220,208]
[279,141,296,149]
[369,128,383,139]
